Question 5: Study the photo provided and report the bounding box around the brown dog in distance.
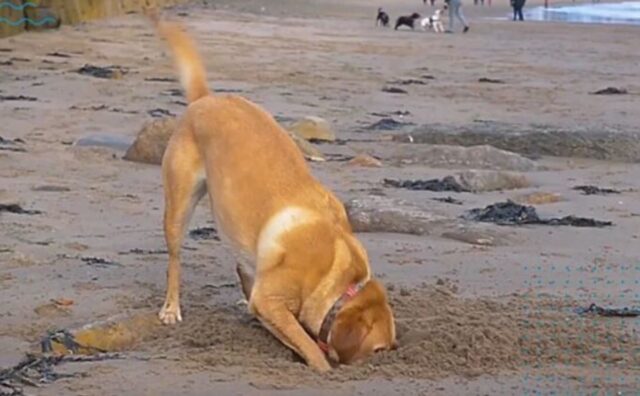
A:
[150,15,397,371]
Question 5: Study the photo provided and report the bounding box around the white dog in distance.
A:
[420,9,444,33]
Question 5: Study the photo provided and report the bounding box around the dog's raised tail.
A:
[150,14,210,103]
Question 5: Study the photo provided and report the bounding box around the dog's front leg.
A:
[250,294,331,372]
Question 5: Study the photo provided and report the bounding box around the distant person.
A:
[511,0,526,20]
[445,0,470,33]
[474,0,485,5]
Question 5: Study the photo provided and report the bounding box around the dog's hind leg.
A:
[159,123,206,325]
[236,261,255,301]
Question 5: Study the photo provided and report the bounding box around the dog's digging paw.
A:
[311,359,332,373]
[159,304,182,325]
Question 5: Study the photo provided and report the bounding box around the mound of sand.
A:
[133,284,639,387]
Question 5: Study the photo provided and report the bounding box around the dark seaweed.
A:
[464,201,612,227]
[384,177,469,192]
[189,227,220,241]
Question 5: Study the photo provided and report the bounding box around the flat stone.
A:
[345,196,449,236]
[455,170,530,192]
[386,144,539,171]
[393,121,640,162]
[75,134,134,151]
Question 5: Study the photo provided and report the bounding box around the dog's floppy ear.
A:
[330,313,371,364]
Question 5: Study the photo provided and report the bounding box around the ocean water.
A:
[525,1,640,25]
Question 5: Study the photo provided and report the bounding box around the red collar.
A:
[316,281,366,353]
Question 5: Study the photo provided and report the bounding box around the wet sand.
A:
[1,0,639,394]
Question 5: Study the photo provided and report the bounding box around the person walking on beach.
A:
[445,0,470,33]
[511,0,526,20]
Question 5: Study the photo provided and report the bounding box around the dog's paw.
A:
[159,303,182,325]
[311,358,332,373]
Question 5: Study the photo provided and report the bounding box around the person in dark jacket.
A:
[511,0,526,21]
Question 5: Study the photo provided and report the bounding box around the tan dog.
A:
[150,17,396,371]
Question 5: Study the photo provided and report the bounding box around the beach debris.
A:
[432,196,463,205]
[381,86,408,94]
[148,108,175,118]
[575,304,640,318]
[421,74,435,80]
[80,256,121,267]
[441,230,496,246]
[0,138,26,152]
[144,76,178,82]
[325,154,353,162]
[573,185,621,195]
[384,176,468,192]
[288,116,336,142]
[58,254,121,268]
[347,154,383,167]
[161,88,183,97]
[384,171,527,193]
[75,64,127,79]
[366,117,415,131]
[31,185,71,192]
[37,313,160,357]
[46,52,71,58]
[0,351,123,394]
[118,248,168,255]
[370,110,411,117]
[52,298,74,307]
[512,192,563,205]
[591,87,627,95]
[464,200,613,227]
[0,204,41,215]
[345,196,448,235]
[0,95,37,102]
[189,227,220,241]
[478,77,505,84]
[388,78,427,85]
[216,88,244,93]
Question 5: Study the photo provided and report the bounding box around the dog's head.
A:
[328,279,397,364]
[411,12,421,19]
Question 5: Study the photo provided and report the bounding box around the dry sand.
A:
[1,0,639,394]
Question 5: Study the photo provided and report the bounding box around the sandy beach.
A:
[1,0,639,394]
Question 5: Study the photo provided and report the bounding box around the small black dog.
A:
[376,7,390,27]
[394,13,421,30]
